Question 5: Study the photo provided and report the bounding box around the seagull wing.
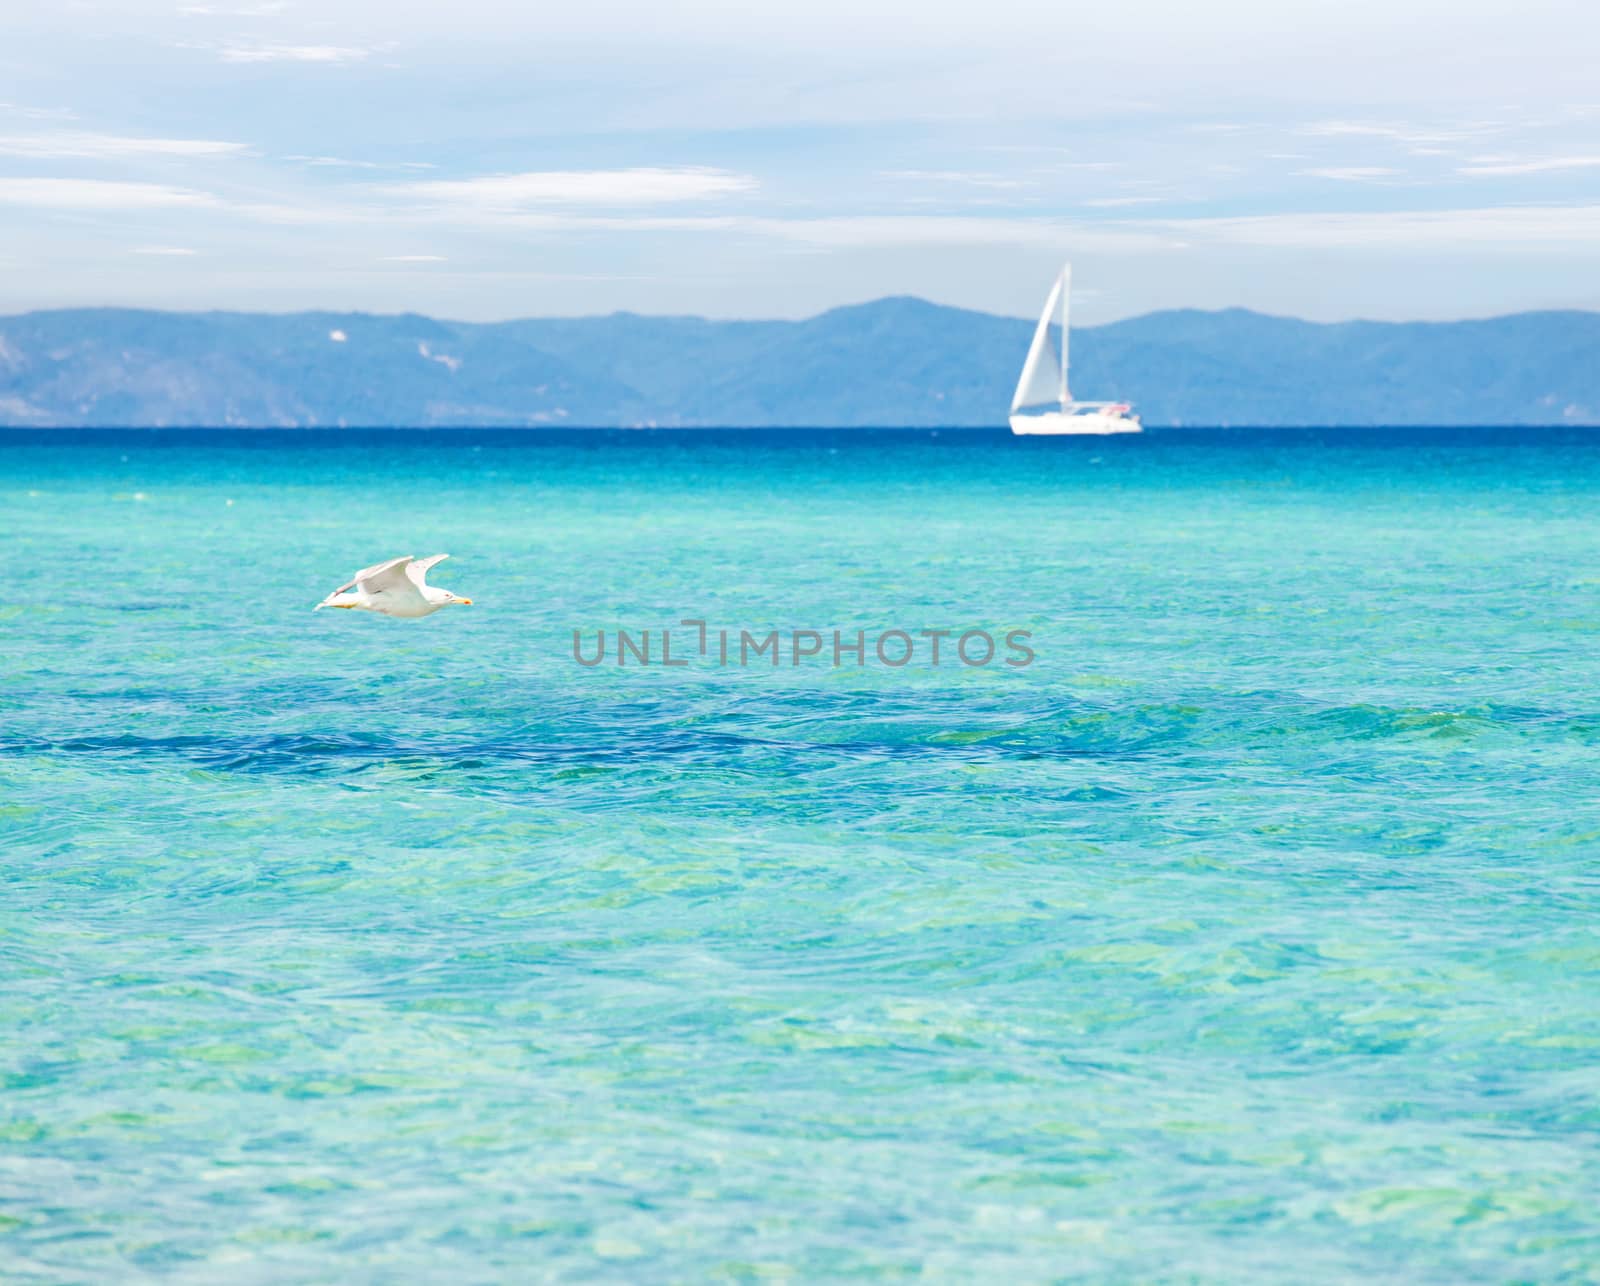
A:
[354,555,431,611]
[406,553,449,589]
[355,555,417,595]
[316,555,409,607]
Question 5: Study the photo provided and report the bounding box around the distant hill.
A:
[0,299,1596,427]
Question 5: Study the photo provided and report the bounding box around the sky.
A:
[3,0,1599,322]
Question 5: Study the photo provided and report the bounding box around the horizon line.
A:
[4,296,1599,330]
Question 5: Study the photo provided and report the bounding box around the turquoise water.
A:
[3,428,1599,1281]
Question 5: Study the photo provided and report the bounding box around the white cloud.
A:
[750,214,1181,252]
[1458,155,1600,176]
[357,209,1178,251]
[0,101,77,122]
[219,43,371,63]
[1296,118,1517,158]
[1298,119,1496,146]
[1297,166,1402,182]
[180,2,289,14]
[880,170,1034,190]
[283,154,437,171]
[0,179,217,209]
[0,131,246,159]
[1081,196,1165,207]
[1161,205,1600,249]
[132,246,199,255]
[1301,121,1416,138]
[458,213,743,233]
[284,154,381,168]
[384,254,447,261]
[393,167,758,208]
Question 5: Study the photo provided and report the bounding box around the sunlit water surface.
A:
[3,429,1598,1281]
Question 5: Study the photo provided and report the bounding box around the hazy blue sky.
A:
[4,0,1598,321]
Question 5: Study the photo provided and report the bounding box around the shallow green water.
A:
[3,429,1599,1281]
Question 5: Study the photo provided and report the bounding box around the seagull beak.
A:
[457,598,474,606]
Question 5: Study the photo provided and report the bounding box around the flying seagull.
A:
[315,554,473,618]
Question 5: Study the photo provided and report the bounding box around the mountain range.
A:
[0,299,1595,428]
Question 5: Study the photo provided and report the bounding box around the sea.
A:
[3,427,1597,1282]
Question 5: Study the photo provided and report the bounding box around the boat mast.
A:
[1059,262,1071,411]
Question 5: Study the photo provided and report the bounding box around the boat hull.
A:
[1009,411,1143,436]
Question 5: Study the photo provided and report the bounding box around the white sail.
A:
[1058,262,1072,404]
[1010,274,1064,412]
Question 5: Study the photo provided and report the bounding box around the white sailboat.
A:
[1009,264,1141,436]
